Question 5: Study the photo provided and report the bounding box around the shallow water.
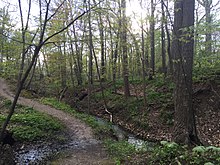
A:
[14,117,154,164]
[14,139,100,164]
[14,142,61,164]
[128,135,156,151]
[96,117,156,150]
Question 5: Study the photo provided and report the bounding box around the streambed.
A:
[14,139,100,164]
[13,117,155,164]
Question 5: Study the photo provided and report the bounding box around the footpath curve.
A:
[0,78,113,164]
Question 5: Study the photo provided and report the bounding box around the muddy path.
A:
[0,78,114,164]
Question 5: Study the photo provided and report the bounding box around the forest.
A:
[0,0,220,164]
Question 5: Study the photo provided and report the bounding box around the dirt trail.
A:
[0,78,114,164]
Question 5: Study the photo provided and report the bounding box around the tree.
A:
[172,0,200,145]
[161,0,166,76]
[163,0,173,75]
[197,0,213,54]
[0,7,16,75]
[0,0,92,143]
[150,0,155,77]
[94,0,106,81]
[121,0,130,97]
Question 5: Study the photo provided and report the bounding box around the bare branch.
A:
[42,11,87,45]
[18,0,24,31]
[46,0,66,22]
[24,0,32,31]
[38,0,51,44]
[42,1,103,45]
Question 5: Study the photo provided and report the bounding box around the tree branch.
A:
[46,0,66,22]
[0,32,36,46]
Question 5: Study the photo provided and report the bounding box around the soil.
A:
[0,78,114,164]
[1,77,219,164]
[65,79,220,147]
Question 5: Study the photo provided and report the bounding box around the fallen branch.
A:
[59,86,68,102]
[210,83,220,99]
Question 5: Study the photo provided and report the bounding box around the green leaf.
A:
[192,146,206,153]
[204,162,214,165]
[160,141,168,146]
[206,146,220,152]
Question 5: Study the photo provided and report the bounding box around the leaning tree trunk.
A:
[172,0,200,145]
[0,0,91,142]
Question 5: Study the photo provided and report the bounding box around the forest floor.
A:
[0,78,114,164]
[65,77,220,148]
[1,76,219,164]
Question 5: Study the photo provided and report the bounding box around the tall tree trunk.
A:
[92,39,112,122]
[203,0,212,55]
[58,44,67,88]
[129,31,141,78]
[172,0,200,145]
[141,18,147,107]
[165,24,172,75]
[107,15,113,81]
[205,0,212,55]
[88,9,93,85]
[98,7,105,80]
[73,26,83,85]
[87,0,93,111]
[161,0,166,76]
[197,0,212,55]
[42,50,50,76]
[121,0,130,97]
[69,43,77,87]
[113,37,119,93]
[164,0,173,75]
[150,0,155,76]
[25,56,38,89]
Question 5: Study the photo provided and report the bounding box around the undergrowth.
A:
[40,97,112,136]
[0,99,64,141]
[150,141,220,165]
[40,97,143,163]
[104,139,138,163]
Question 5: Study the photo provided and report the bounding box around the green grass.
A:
[104,139,137,162]
[40,97,112,135]
[11,113,62,131]
[11,126,45,141]
[0,99,64,142]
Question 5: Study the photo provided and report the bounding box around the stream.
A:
[14,139,99,164]
[14,117,155,164]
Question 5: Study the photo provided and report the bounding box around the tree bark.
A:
[161,0,166,76]
[121,0,130,97]
[141,18,147,107]
[150,0,155,76]
[163,0,173,75]
[0,0,92,143]
[172,0,200,145]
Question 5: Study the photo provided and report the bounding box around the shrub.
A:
[150,141,220,165]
